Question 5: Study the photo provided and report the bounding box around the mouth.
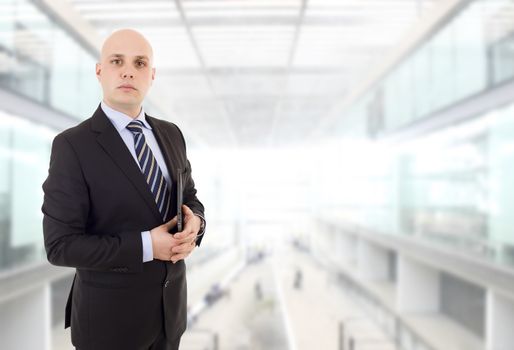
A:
[118,84,137,91]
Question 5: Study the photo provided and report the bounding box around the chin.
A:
[113,94,139,103]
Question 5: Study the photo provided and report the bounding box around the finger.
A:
[174,231,196,243]
[172,242,193,254]
[171,253,187,264]
[182,205,195,224]
[174,224,195,239]
[180,216,198,235]
[182,204,194,217]
[173,230,186,239]
[163,216,178,231]
[179,240,196,253]
[169,239,190,253]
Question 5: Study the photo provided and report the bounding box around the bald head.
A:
[96,28,156,118]
[100,29,154,65]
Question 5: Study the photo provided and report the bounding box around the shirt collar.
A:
[101,101,152,132]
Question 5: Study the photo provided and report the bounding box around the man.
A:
[42,29,205,350]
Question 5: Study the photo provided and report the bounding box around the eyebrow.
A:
[108,54,149,61]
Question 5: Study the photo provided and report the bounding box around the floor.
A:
[52,246,398,350]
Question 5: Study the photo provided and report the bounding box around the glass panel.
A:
[0,0,15,50]
[412,45,431,120]
[0,113,12,270]
[483,0,514,85]
[327,99,514,268]
[0,0,15,88]
[352,0,514,134]
[50,30,80,116]
[453,2,487,100]
[487,103,514,265]
[429,23,455,112]
[78,53,102,117]
[400,135,487,251]
[0,0,98,120]
[11,0,53,103]
[0,113,55,273]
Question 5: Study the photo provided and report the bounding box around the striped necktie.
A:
[126,120,170,221]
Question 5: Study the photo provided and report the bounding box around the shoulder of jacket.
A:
[60,117,91,136]
[55,117,92,143]
[147,116,185,146]
[147,115,181,132]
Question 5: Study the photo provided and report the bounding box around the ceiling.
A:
[68,0,440,148]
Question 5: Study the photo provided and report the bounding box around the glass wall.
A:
[0,0,101,120]
[0,111,56,274]
[381,0,493,130]
[321,100,514,268]
[322,0,514,268]
[398,125,488,253]
[337,0,514,137]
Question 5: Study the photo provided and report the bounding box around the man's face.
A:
[96,30,155,114]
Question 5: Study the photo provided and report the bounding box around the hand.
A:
[149,217,177,261]
[170,205,201,264]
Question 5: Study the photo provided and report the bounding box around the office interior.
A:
[1,0,514,349]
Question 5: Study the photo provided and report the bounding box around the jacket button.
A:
[164,280,169,288]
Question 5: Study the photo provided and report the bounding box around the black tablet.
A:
[176,168,184,232]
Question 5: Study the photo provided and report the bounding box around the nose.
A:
[121,71,134,79]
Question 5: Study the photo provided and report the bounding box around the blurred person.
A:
[293,268,303,290]
[41,29,206,350]
[254,280,262,300]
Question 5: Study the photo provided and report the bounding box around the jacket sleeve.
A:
[177,127,206,247]
[183,159,206,246]
[42,133,143,273]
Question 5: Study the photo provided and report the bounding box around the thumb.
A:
[163,216,177,231]
[182,204,193,216]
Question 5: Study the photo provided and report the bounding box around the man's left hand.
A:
[170,205,200,263]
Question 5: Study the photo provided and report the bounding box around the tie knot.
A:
[127,120,144,135]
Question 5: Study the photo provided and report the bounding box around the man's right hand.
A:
[150,217,178,261]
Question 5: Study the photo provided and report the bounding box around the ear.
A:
[95,63,101,81]
[151,67,156,81]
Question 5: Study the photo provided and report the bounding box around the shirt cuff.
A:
[194,213,206,238]
[141,231,153,262]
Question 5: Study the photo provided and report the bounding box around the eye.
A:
[111,59,121,65]
[136,61,146,67]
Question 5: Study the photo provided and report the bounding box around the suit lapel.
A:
[90,105,162,223]
[147,116,180,183]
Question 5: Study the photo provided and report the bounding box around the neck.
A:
[103,100,141,119]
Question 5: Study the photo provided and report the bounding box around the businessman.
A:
[42,29,205,350]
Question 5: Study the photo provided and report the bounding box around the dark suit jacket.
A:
[42,104,205,350]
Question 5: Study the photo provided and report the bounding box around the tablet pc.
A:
[176,168,184,232]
